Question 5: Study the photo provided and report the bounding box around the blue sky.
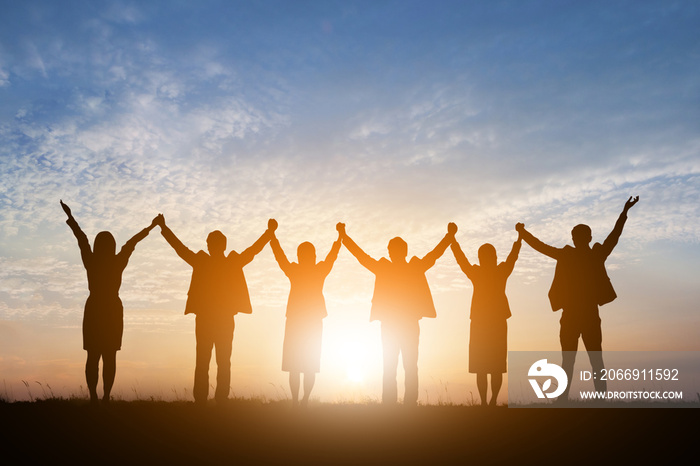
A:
[0,1,698,402]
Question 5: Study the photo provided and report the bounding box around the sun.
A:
[343,343,368,383]
[322,323,379,386]
[333,337,371,383]
[346,366,364,383]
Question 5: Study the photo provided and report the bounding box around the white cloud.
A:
[0,67,8,87]
[101,2,145,25]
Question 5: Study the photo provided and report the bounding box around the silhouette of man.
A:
[338,222,457,406]
[516,196,639,401]
[155,215,276,405]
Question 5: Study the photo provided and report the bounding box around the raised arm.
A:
[239,219,276,266]
[600,196,639,258]
[318,227,343,276]
[515,223,561,260]
[269,228,292,275]
[419,222,458,271]
[118,215,159,260]
[61,200,92,266]
[450,237,474,279]
[157,215,198,266]
[502,231,523,276]
[337,223,379,273]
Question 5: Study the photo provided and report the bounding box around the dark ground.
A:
[0,399,695,465]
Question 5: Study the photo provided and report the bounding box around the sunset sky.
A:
[1,1,698,404]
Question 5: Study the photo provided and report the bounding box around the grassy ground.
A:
[0,398,695,465]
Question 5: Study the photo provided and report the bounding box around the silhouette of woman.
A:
[269,222,342,407]
[61,200,157,405]
[451,229,522,407]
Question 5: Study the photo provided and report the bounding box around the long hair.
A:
[478,243,497,266]
[297,241,316,265]
[94,231,116,257]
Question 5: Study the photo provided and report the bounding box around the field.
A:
[0,398,695,465]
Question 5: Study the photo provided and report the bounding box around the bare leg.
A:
[476,372,487,406]
[289,371,300,406]
[85,351,100,405]
[301,372,316,407]
[102,350,117,403]
[490,373,503,406]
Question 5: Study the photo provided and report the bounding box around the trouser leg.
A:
[582,317,605,392]
[401,320,420,406]
[381,322,400,404]
[559,312,580,400]
[194,317,214,404]
[214,316,234,403]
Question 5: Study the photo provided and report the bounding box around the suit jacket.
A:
[522,210,629,312]
[548,244,616,312]
[162,227,253,317]
[369,257,437,322]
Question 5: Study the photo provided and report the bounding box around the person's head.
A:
[387,237,408,262]
[297,242,316,265]
[571,224,592,248]
[94,231,116,257]
[207,230,227,255]
[478,243,497,267]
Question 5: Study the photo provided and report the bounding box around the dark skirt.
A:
[282,317,323,373]
[83,295,124,352]
[469,319,507,374]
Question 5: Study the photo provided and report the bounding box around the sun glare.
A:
[344,343,368,383]
[323,327,378,386]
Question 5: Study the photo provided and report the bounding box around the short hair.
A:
[388,237,408,258]
[206,230,227,250]
[571,224,592,242]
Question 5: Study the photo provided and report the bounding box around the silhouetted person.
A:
[338,222,457,406]
[269,223,342,407]
[516,196,639,401]
[155,214,275,405]
[61,200,157,405]
[451,230,522,407]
